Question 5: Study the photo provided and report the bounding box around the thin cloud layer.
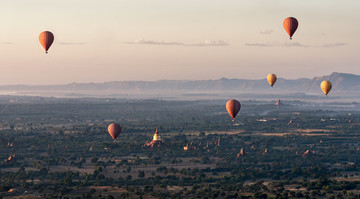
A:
[260,29,274,35]
[321,43,346,48]
[127,39,183,45]
[188,40,229,46]
[126,39,229,47]
[245,42,346,48]
[59,42,86,45]
[245,43,273,47]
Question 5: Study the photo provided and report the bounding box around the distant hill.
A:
[0,72,359,93]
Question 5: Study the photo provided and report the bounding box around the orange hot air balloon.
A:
[39,31,54,53]
[108,123,121,141]
[226,99,241,121]
[283,17,298,40]
[320,80,332,96]
[267,74,277,87]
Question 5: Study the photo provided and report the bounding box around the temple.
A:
[145,129,164,148]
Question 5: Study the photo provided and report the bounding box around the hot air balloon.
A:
[320,80,332,96]
[267,74,277,87]
[283,17,298,40]
[226,99,241,121]
[108,123,121,141]
[39,31,54,54]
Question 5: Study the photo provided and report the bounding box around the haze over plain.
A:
[0,1,359,84]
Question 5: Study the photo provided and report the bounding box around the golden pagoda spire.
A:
[153,128,161,141]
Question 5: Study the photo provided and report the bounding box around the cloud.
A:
[125,39,229,47]
[260,29,273,35]
[59,42,86,45]
[125,39,183,46]
[320,42,346,48]
[245,42,346,48]
[0,42,13,45]
[187,40,229,47]
[244,43,273,47]
[283,42,309,47]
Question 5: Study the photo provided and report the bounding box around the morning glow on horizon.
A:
[0,0,359,84]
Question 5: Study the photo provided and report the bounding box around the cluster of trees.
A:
[1,98,360,197]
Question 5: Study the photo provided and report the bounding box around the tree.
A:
[106,195,114,199]
[138,170,145,178]
[64,171,72,186]
[91,157,98,163]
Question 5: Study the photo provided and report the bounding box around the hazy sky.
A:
[1,0,360,84]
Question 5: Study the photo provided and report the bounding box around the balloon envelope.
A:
[108,123,121,140]
[39,31,54,53]
[283,17,298,40]
[321,81,332,95]
[267,74,277,87]
[226,99,241,121]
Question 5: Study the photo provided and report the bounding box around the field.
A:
[1,97,360,198]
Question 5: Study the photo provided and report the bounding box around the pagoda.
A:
[145,129,165,148]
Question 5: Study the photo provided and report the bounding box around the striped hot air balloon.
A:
[226,99,241,121]
[108,123,121,141]
[267,74,277,87]
[283,17,298,40]
[39,31,54,54]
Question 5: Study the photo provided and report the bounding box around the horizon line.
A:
[0,72,351,86]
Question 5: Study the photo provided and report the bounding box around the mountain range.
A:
[0,72,358,93]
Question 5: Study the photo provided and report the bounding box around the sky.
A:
[0,0,360,84]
